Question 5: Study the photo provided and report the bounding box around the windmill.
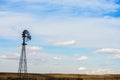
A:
[18,30,31,80]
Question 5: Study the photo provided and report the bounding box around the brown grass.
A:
[0,72,120,80]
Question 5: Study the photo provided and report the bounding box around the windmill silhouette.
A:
[18,30,31,80]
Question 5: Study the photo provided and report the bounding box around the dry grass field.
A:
[0,73,120,80]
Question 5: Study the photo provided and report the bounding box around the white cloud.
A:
[53,56,62,61]
[94,48,120,60]
[109,55,120,60]
[78,67,87,71]
[54,40,76,46]
[38,17,120,48]
[0,11,36,39]
[26,46,43,52]
[90,68,114,74]
[76,56,88,61]
[0,11,120,48]
[0,53,19,60]
[0,46,42,61]
[84,68,120,74]
[94,48,120,54]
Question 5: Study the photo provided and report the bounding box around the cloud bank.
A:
[94,48,120,54]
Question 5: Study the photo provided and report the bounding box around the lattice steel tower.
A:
[18,30,31,80]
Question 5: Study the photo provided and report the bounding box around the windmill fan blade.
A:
[22,30,31,42]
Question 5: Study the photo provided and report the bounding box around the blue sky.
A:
[0,0,120,74]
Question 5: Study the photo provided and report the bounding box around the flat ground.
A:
[0,73,120,80]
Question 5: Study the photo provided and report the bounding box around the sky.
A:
[0,0,120,74]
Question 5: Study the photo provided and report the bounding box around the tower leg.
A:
[18,45,28,80]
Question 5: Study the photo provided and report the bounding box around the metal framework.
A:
[18,30,31,80]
